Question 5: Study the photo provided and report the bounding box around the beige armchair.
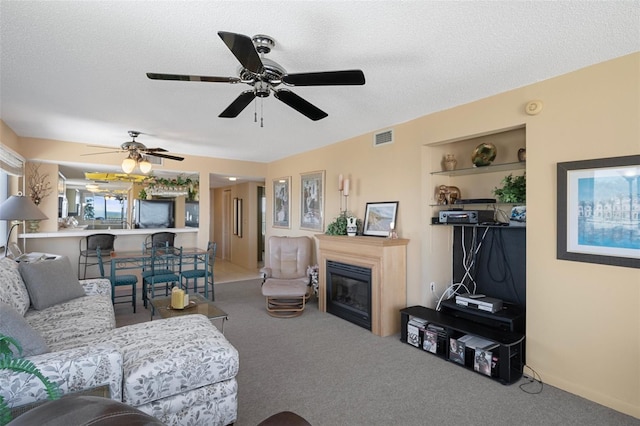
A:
[260,236,312,317]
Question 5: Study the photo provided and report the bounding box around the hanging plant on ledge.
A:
[143,174,199,200]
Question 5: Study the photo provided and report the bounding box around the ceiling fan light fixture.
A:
[122,157,136,174]
[139,158,153,174]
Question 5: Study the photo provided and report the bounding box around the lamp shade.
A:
[139,158,152,174]
[0,194,48,221]
[122,157,136,174]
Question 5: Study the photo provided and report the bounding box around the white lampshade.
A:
[0,194,48,221]
[139,158,152,174]
[121,157,136,174]
[0,193,48,252]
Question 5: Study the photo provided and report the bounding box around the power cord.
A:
[491,204,511,223]
[435,226,490,311]
[520,364,543,394]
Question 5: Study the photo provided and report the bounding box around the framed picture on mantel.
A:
[557,154,640,269]
[363,201,399,237]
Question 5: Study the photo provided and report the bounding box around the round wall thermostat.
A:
[525,100,543,115]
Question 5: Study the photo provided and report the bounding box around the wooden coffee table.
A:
[149,293,228,333]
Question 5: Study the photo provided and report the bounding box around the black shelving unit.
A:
[400,305,525,385]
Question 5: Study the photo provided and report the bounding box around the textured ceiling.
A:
[1,1,639,171]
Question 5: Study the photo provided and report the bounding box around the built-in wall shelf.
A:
[431,161,525,177]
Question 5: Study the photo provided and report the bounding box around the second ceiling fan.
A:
[147,31,365,122]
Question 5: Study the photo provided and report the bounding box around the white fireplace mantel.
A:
[315,234,409,337]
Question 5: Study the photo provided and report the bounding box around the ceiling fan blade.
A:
[146,73,240,84]
[87,145,124,150]
[217,31,264,75]
[219,91,256,118]
[141,147,169,153]
[282,70,365,86]
[274,89,328,121]
[80,150,123,156]
[145,152,184,162]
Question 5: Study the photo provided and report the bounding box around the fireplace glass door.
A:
[326,260,372,330]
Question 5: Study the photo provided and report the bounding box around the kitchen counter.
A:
[17,228,199,277]
[19,227,198,239]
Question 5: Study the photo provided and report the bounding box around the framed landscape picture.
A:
[300,170,325,231]
[273,176,290,228]
[557,154,640,269]
[363,201,398,236]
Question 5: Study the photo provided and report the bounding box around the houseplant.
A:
[325,212,362,236]
[492,173,526,204]
[0,335,60,425]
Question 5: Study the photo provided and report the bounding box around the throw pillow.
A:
[0,302,49,357]
[19,256,85,310]
[0,257,30,315]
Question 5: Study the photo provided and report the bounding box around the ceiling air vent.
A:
[373,129,394,147]
[146,155,163,166]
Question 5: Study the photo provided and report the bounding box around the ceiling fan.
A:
[83,131,184,174]
[147,31,365,123]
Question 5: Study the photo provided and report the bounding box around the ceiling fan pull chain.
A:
[260,97,264,128]
[254,98,258,123]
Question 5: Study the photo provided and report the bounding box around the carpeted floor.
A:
[114,280,638,426]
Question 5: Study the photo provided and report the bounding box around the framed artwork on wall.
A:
[363,201,399,237]
[273,176,290,228]
[300,170,325,231]
[557,154,640,269]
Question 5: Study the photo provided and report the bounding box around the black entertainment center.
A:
[400,224,526,384]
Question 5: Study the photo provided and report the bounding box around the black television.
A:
[452,226,526,307]
[134,199,175,229]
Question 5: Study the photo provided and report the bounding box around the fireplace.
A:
[316,234,408,337]
[326,260,372,330]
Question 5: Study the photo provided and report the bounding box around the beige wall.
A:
[266,53,640,418]
[1,120,20,152]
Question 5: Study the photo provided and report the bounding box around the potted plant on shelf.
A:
[492,173,526,204]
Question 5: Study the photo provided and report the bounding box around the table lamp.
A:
[0,192,48,254]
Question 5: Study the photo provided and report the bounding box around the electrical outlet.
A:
[430,282,436,293]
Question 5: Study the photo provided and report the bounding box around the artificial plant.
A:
[325,212,362,236]
[492,173,526,204]
[0,335,60,425]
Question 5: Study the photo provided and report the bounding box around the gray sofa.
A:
[0,256,239,426]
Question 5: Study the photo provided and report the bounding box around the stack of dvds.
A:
[407,317,428,347]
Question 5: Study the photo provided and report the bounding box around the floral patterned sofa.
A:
[0,256,239,426]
